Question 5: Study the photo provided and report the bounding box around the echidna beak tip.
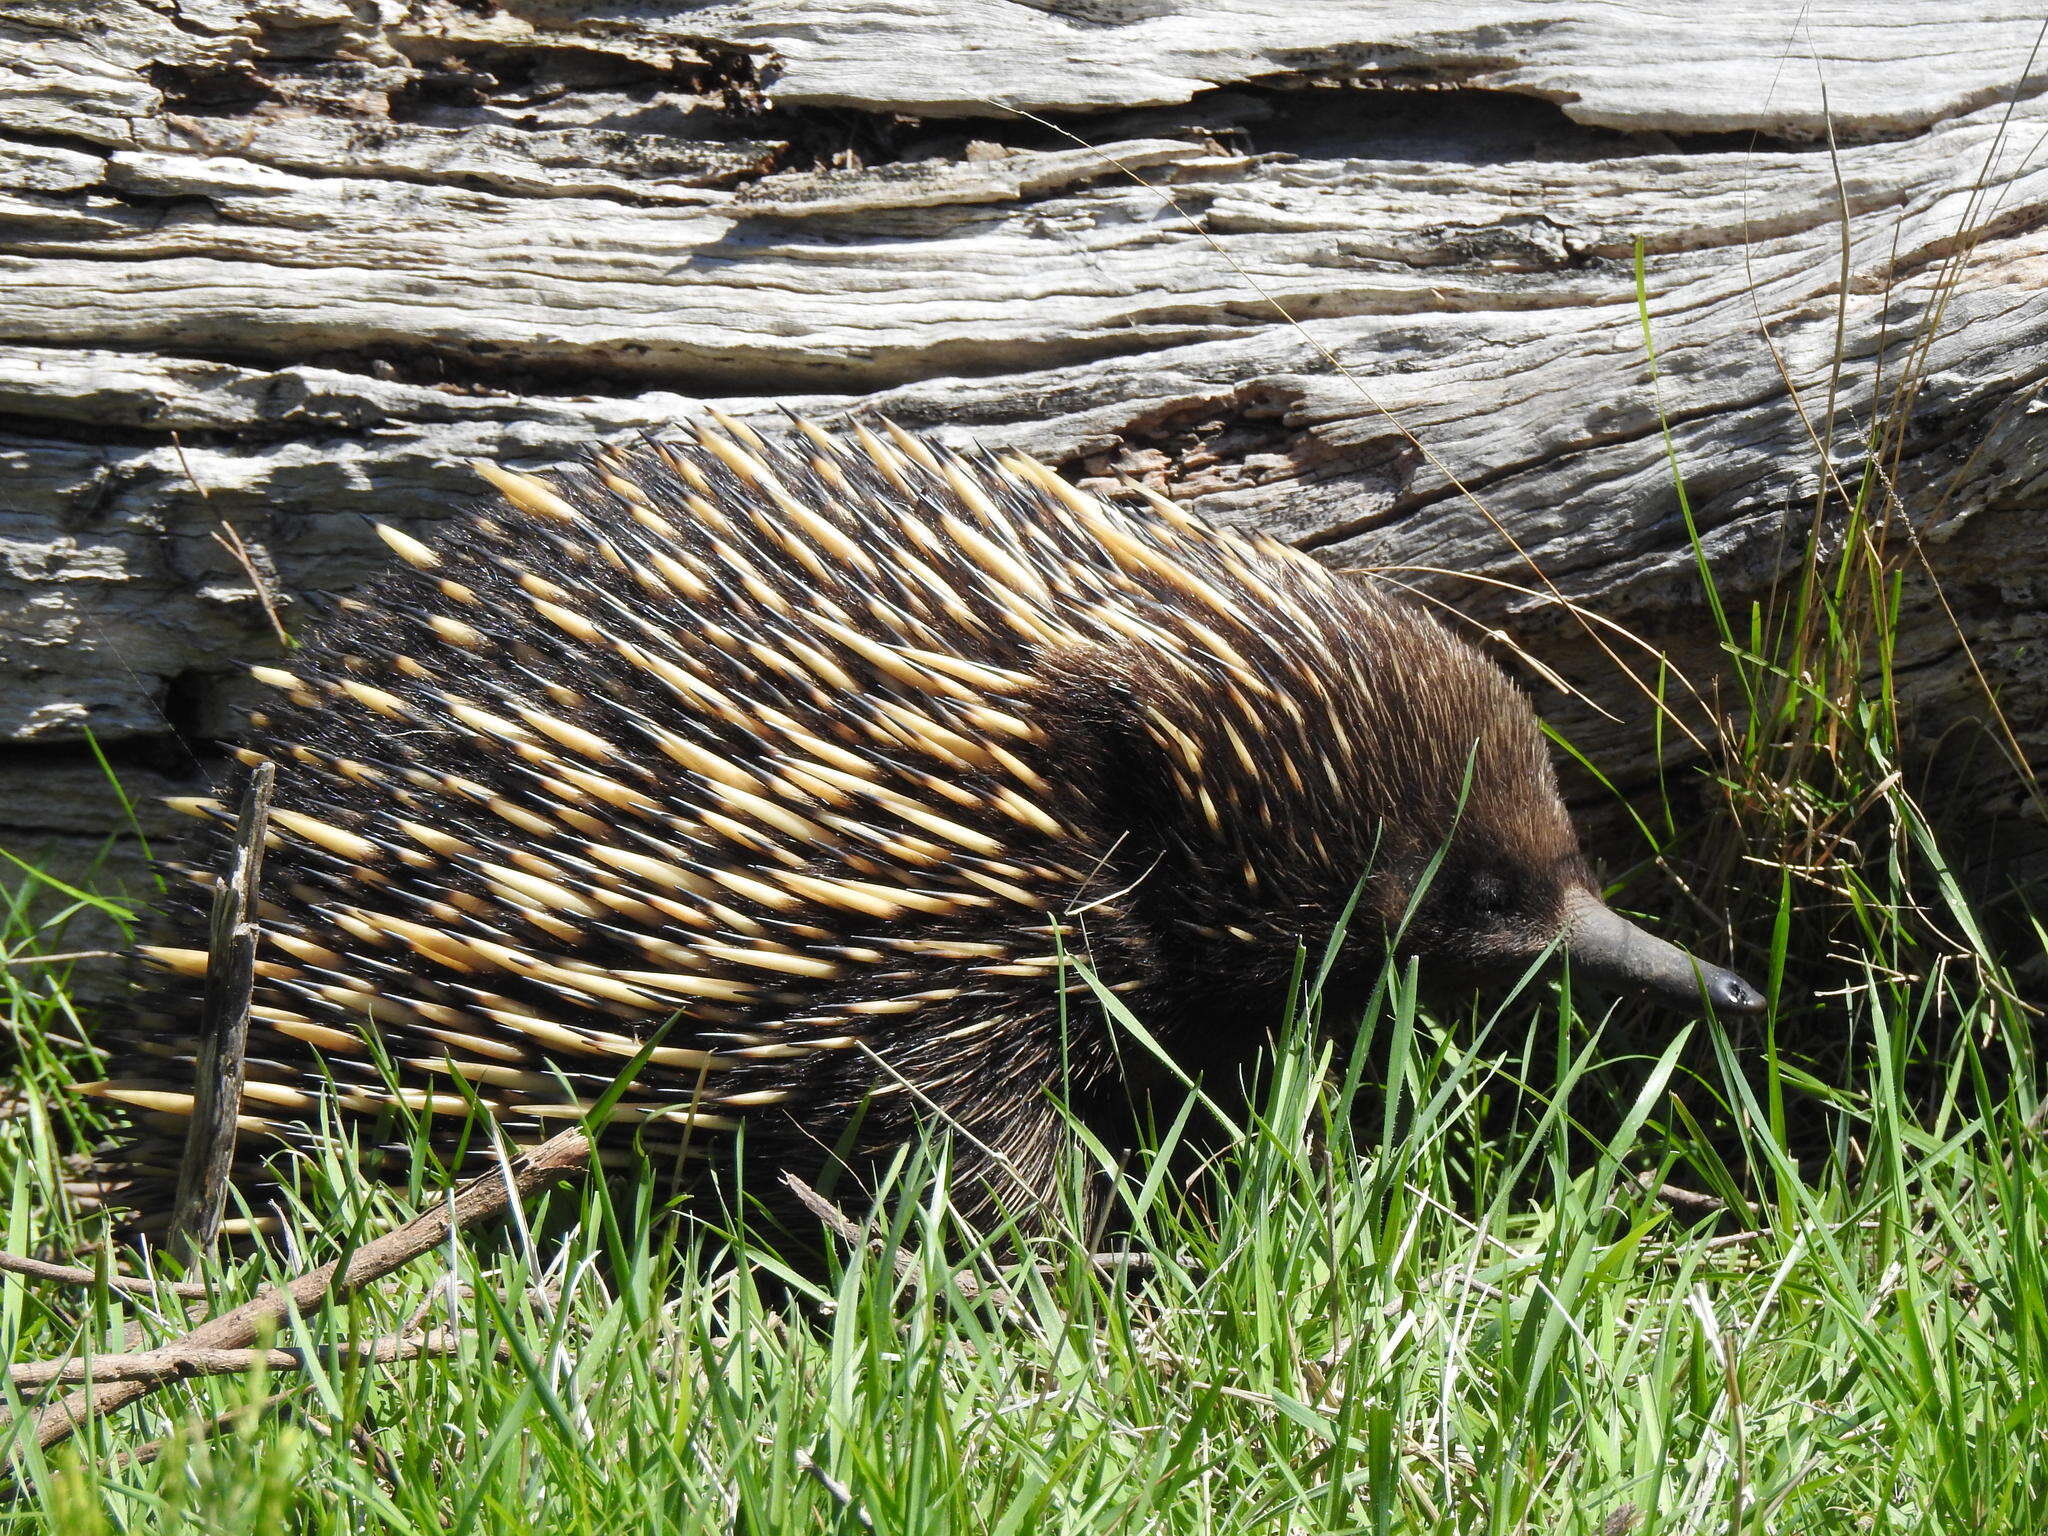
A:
[1703,966,1767,1015]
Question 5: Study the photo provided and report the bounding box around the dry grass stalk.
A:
[211,521,292,651]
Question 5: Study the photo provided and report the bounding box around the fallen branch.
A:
[0,1251,208,1301]
[108,1389,308,1473]
[15,1126,591,1458]
[10,1328,483,1388]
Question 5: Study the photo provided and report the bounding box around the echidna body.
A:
[97,419,1760,1229]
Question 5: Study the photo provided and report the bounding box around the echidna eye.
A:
[1468,873,1513,919]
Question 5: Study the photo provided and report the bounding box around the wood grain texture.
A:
[699,1,2048,132]
[2,2,2043,943]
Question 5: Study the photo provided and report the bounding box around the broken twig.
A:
[18,1125,591,1458]
[0,1251,208,1301]
[9,1328,484,1388]
[794,1446,875,1531]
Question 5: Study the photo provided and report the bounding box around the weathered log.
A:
[1,3,2043,948]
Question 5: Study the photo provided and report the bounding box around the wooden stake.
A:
[166,760,275,1262]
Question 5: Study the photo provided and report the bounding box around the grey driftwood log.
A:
[1,2,2045,940]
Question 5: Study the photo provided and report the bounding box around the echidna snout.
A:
[97,417,1760,1231]
[1557,895,1765,1013]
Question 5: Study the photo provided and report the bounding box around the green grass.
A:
[1,890,2043,1533]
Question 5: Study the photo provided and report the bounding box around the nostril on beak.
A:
[1707,968,1767,1015]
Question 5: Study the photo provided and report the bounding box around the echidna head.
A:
[1388,710,1765,1018]
[1080,560,1763,1021]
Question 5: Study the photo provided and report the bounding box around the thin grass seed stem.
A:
[19,1126,591,1457]
[210,522,292,651]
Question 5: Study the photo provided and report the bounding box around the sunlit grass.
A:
[2,826,2044,1534]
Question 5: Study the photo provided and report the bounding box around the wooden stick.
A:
[780,1173,905,1274]
[19,1126,591,1457]
[1637,1171,1758,1220]
[10,1328,482,1388]
[0,1251,208,1301]
[167,760,275,1262]
[108,1389,307,1473]
[794,1446,875,1532]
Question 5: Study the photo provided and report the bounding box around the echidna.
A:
[93,417,1761,1231]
